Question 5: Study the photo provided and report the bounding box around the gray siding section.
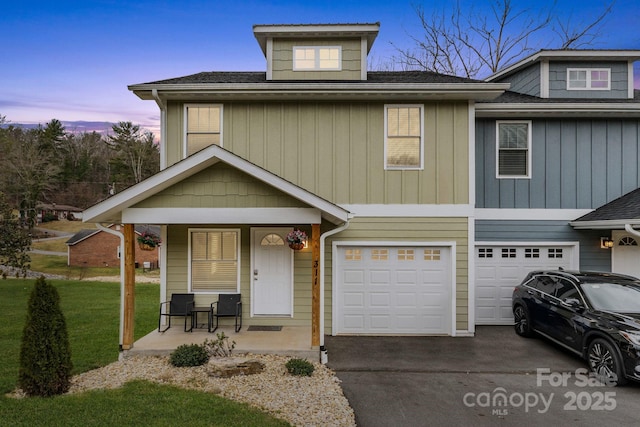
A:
[496,63,540,96]
[548,61,629,99]
[476,220,610,271]
[476,118,640,208]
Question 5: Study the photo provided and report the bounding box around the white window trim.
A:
[566,68,611,91]
[384,104,425,170]
[496,120,532,179]
[292,46,342,71]
[183,103,224,159]
[187,228,241,294]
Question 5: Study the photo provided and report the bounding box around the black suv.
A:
[512,270,640,386]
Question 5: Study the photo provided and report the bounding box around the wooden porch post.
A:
[311,224,321,347]
[122,224,136,350]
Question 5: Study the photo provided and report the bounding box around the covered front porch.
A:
[128,325,315,360]
[82,145,351,361]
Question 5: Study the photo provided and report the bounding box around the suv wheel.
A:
[587,338,627,386]
[513,304,533,337]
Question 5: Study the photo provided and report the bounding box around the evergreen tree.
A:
[0,191,30,276]
[18,276,72,396]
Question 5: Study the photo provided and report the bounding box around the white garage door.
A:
[475,245,575,325]
[335,246,451,335]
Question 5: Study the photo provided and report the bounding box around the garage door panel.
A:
[370,292,390,307]
[343,292,364,308]
[370,270,391,283]
[475,245,574,325]
[343,269,365,283]
[396,270,418,283]
[336,246,451,335]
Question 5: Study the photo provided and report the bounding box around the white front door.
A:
[612,232,640,279]
[252,228,293,316]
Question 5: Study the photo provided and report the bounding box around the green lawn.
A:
[0,279,289,427]
[26,253,160,280]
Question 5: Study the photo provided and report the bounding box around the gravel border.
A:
[11,354,355,427]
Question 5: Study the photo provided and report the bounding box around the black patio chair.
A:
[158,293,195,332]
[211,293,242,332]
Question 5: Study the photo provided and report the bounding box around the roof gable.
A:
[571,187,640,229]
[83,145,350,225]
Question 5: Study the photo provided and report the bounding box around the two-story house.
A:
[474,50,640,325]
[83,23,509,353]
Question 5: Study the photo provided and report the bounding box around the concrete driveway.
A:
[325,326,640,427]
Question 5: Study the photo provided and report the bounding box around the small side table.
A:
[191,306,212,332]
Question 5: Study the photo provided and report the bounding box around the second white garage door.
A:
[475,244,577,325]
[335,245,452,335]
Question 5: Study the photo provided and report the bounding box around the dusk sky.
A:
[1,0,639,137]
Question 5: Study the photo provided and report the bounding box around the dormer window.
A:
[567,68,610,90]
[293,46,341,71]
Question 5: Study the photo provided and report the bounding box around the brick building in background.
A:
[66,224,160,268]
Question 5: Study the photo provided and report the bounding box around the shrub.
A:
[285,358,315,376]
[169,344,209,367]
[203,332,236,358]
[18,276,73,396]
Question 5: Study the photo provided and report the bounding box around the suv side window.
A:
[530,275,556,296]
[554,278,580,301]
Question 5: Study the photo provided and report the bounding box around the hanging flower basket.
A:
[138,242,155,251]
[286,229,307,251]
[137,231,161,251]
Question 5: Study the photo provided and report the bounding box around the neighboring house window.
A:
[189,229,239,293]
[496,121,531,178]
[385,105,424,169]
[185,104,222,157]
[293,46,341,71]
[567,68,610,90]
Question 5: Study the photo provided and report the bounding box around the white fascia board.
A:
[123,208,321,224]
[341,204,473,217]
[129,83,510,101]
[475,103,640,117]
[476,208,593,221]
[570,219,640,229]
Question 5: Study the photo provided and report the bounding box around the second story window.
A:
[567,68,610,90]
[496,121,531,179]
[293,46,341,71]
[385,105,424,170]
[185,104,222,157]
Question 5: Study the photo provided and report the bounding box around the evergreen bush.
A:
[18,276,73,396]
[169,344,209,367]
[285,358,315,376]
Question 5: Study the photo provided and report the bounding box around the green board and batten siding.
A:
[165,101,470,206]
[156,100,471,333]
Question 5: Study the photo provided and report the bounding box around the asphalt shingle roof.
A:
[138,70,482,86]
[574,188,640,222]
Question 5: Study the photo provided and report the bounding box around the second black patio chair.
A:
[211,293,242,332]
[158,293,195,332]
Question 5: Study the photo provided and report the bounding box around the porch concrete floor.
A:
[126,324,317,360]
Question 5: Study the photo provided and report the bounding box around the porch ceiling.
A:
[83,145,350,225]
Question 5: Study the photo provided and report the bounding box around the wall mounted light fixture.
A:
[600,237,614,249]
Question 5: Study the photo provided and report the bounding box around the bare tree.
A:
[105,122,159,187]
[392,0,614,78]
